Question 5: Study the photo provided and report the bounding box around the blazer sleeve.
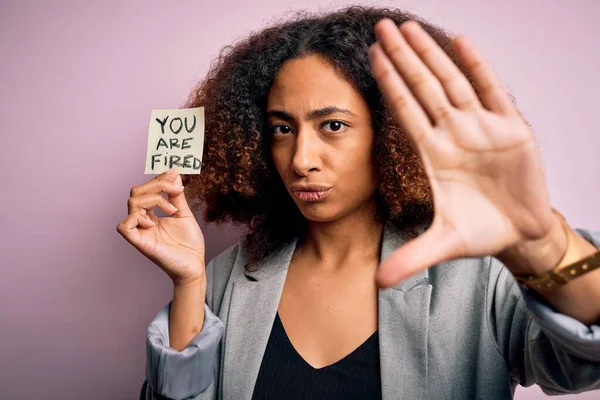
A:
[487,227,600,395]
[141,256,225,400]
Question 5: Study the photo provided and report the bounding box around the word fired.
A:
[144,107,205,174]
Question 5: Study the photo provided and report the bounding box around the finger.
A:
[369,41,433,147]
[453,35,518,116]
[162,170,194,218]
[151,167,180,181]
[138,207,157,223]
[130,177,185,199]
[374,18,454,124]
[116,211,155,243]
[146,208,157,221]
[133,168,194,218]
[400,21,482,111]
[127,193,179,216]
[375,221,463,288]
[136,211,156,229]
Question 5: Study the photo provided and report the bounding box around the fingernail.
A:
[169,203,178,211]
[166,168,177,174]
[174,184,184,190]
[146,217,155,225]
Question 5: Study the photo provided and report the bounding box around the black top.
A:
[251,312,382,399]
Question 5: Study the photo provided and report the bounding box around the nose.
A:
[291,128,321,177]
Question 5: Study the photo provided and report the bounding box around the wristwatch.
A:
[513,209,600,291]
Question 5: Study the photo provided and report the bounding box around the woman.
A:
[117,6,600,400]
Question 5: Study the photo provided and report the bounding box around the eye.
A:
[269,124,293,135]
[322,120,348,133]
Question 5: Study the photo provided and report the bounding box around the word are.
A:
[155,136,194,151]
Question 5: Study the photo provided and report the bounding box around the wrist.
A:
[496,210,568,275]
[173,273,206,289]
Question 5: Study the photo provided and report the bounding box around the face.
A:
[267,54,380,223]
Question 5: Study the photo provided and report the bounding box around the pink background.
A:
[1,0,598,399]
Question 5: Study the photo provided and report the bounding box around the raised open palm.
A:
[369,19,557,287]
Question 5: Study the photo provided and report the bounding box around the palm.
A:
[369,19,555,286]
[135,215,206,282]
[423,110,550,258]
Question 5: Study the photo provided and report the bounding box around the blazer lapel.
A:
[220,221,432,399]
[378,222,432,400]
[222,237,298,400]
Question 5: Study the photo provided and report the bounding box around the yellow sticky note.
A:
[144,107,205,174]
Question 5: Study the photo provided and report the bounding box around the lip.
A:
[289,185,333,202]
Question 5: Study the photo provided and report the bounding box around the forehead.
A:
[267,54,365,112]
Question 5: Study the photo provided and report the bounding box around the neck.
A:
[298,198,384,272]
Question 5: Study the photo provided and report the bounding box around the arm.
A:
[170,279,207,352]
[488,227,600,395]
[496,212,600,325]
[142,257,224,400]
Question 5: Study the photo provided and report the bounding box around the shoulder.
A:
[208,239,244,267]
[206,238,247,283]
[428,254,494,288]
[204,238,248,312]
[427,255,520,313]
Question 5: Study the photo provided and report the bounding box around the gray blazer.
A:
[143,222,600,400]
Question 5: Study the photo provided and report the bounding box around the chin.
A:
[296,204,344,223]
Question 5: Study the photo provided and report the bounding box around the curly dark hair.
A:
[183,5,488,268]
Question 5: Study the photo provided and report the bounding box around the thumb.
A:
[167,171,194,218]
[375,221,463,288]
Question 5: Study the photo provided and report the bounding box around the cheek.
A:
[338,140,374,174]
[270,145,289,177]
[335,141,378,193]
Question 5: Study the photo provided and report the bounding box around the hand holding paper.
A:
[117,168,207,285]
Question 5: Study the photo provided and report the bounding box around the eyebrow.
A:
[266,106,357,121]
